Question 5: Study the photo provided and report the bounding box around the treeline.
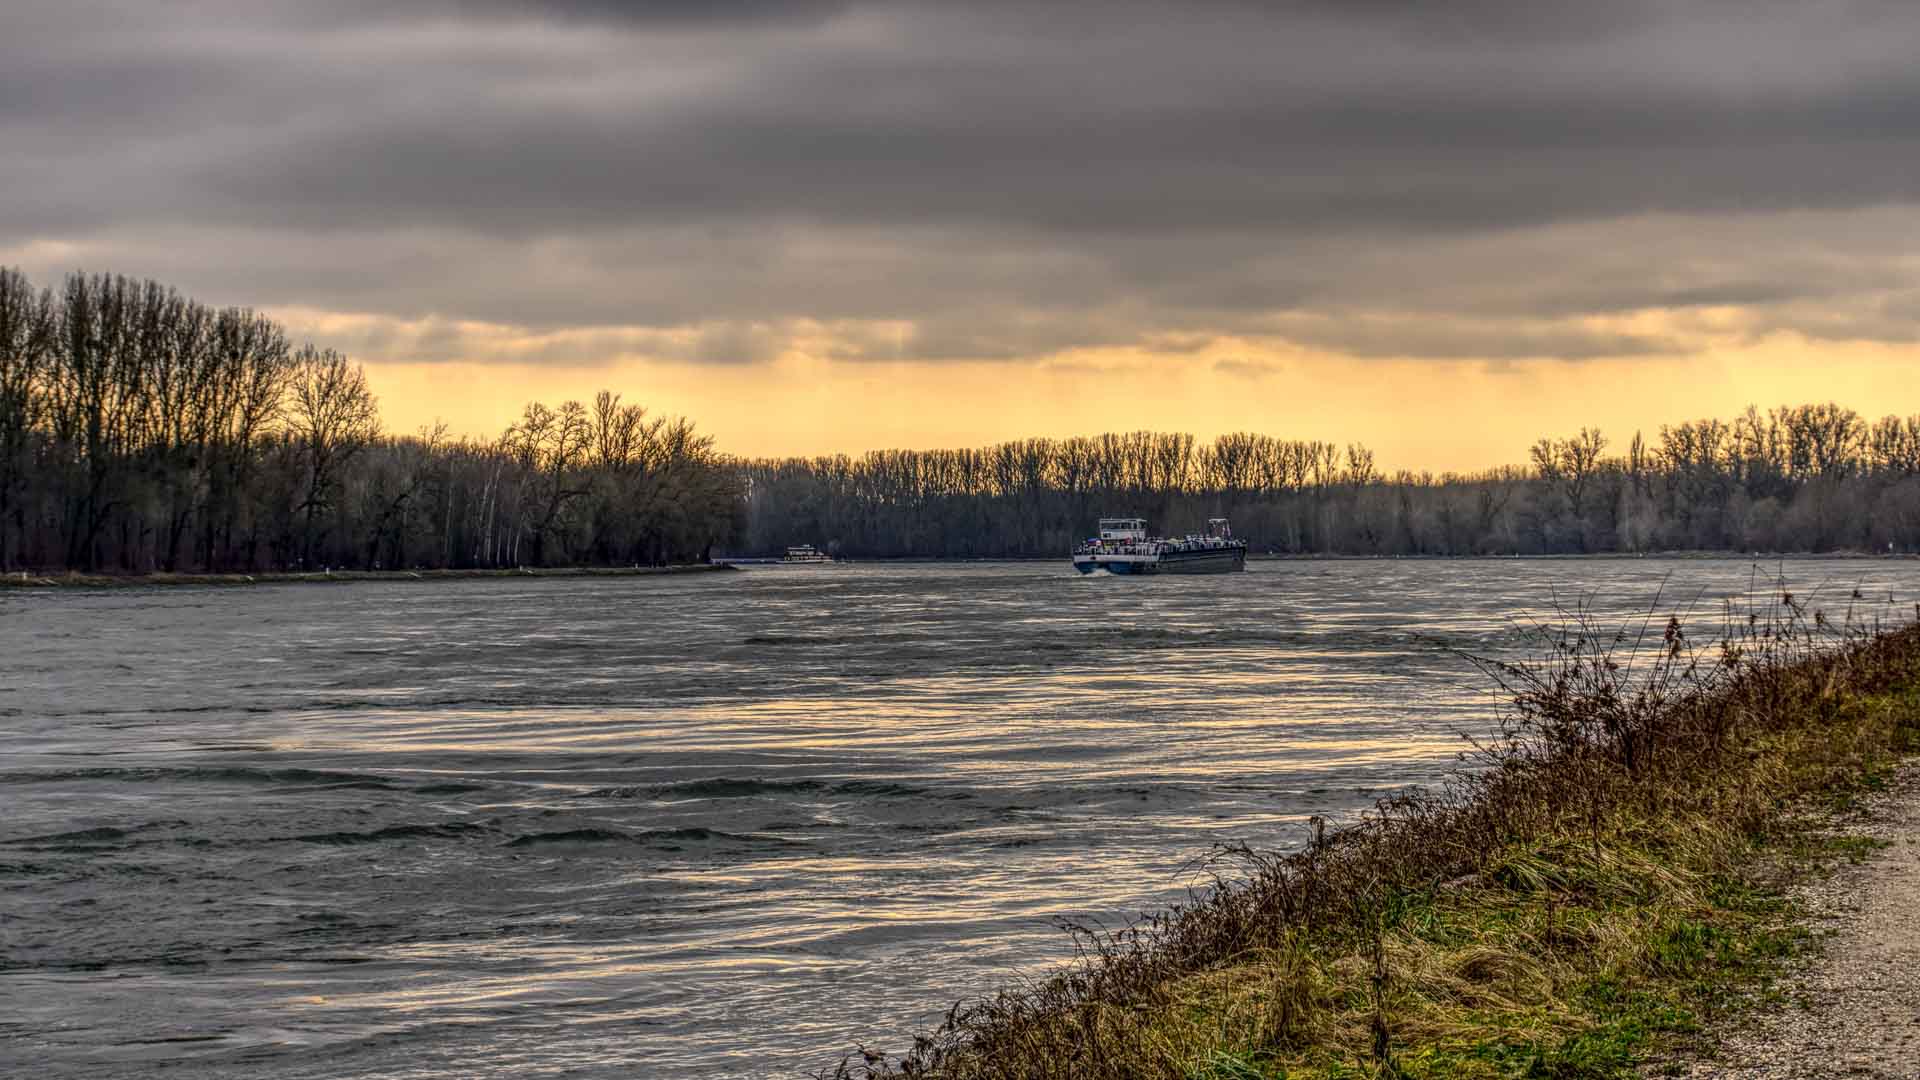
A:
[741,411,1920,557]
[9,265,1918,570]
[0,267,741,573]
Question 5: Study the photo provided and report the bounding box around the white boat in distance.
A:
[782,544,833,564]
[1072,518,1247,575]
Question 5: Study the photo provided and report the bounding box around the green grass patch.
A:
[1172,704,1909,1079]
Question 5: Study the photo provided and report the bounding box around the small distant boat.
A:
[1072,517,1246,575]
[782,544,833,564]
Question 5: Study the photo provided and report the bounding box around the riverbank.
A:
[1664,760,1920,1079]
[0,563,737,588]
[836,606,1920,1079]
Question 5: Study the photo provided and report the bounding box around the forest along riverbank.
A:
[838,606,1920,1079]
[0,563,735,587]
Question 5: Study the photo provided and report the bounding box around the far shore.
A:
[792,549,1919,563]
[1245,548,1920,561]
[6,549,1917,588]
[0,563,738,589]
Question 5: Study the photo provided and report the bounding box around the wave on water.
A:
[502,826,810,852]
[288,823,495,846]
[0,766,403,788]
[738,623,1476,662]
[578,777,968,801]
[0,820,201,852]
[0,826,138,850]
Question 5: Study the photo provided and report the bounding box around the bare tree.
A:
[1345,443,1377,487]
[287,346,379,566]
[0,268,57,569]
[202,308,291,569]
[506,399,594,565]
[361,422,446,569]
[1531,428,1607,520]
[50,273,150,569]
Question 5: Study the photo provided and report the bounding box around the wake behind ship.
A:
[1072,517,1247,574]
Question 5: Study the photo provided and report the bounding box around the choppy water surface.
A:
[5,558,1919,1077]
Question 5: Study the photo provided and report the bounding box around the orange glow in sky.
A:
[348,332,1920,474]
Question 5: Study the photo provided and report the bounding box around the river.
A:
[4,558,1917,1077]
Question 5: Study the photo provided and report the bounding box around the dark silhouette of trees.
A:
[0,267,740,573]
[1529,427,1607,550]
[289,347,380,566]
[738,410,1920,559]
[0,268,56,571]
[7,264,1917,572]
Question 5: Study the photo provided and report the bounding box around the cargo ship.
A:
[1071,518,1246,574]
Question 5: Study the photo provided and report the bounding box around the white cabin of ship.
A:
[1097,518,1149,541]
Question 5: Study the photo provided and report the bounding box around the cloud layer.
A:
[5,0,1920,365]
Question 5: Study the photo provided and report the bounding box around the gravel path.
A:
[1671,762,1920,1079]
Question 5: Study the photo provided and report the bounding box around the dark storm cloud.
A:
[445,0,854,24]
[4,0,1920,361]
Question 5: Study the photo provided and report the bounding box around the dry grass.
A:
[826,586,1920,1079]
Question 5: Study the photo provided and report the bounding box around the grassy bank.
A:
[837,599,1920,1079]
[0,563,737,588]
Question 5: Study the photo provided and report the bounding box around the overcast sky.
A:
[5,1,1918,460]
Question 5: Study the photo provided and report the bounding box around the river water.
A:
[5,558,1918,1078]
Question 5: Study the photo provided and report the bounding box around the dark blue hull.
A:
[1071,547,1245,574]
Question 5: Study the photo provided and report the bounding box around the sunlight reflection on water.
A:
[4,558,1919,1077]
